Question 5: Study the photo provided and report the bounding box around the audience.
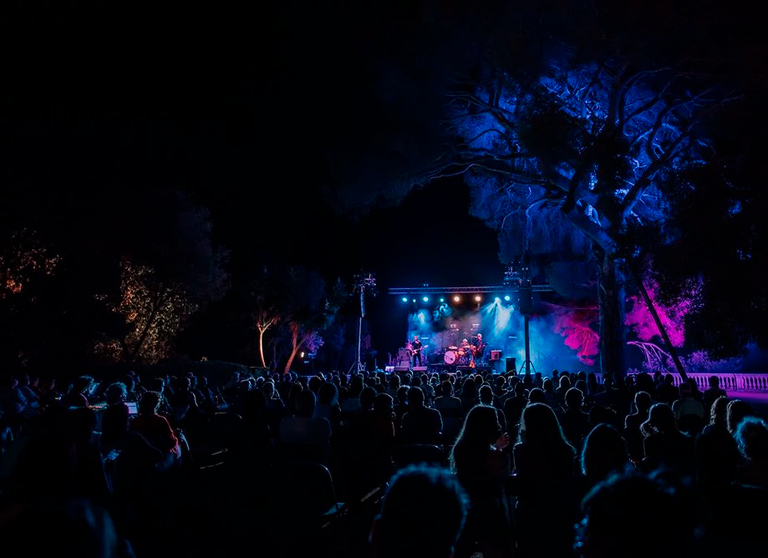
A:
[0,366,766,558]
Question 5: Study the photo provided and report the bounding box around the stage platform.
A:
[386,364,501,375]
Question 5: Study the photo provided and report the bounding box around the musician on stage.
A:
[458,338,472,367]
[410,335,423,367]
[471,333,486,364]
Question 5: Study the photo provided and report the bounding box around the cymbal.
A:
[447,346,458,350]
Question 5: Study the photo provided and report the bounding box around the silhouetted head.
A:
[576,471,701,558]
[708,395,729,427]
[371,465,468,558]
[373,392,394,415]
[359,387,376,410]
[726,399,754,434]
[104,382,127,406]
[138,391,162,415]
[734,416,768,462]
[317,382,338,405]
[633,391,652,413]
[580,423,630,481]
[408,387,425,408]
[295,389,316,418]
[565,387,584,410]
[518,402,568,448]
[528,387,547,405]
[478,384,494,405]
[641,403,677,436]
[453,405,502,452]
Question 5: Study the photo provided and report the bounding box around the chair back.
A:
[278,460,342,519]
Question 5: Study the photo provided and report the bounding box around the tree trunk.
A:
[283,327,301,375]
[258,326,267,368]
[598,253,627,377]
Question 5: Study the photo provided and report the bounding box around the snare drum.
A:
[443,350,457,365]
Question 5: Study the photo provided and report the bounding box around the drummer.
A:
[459,338,471,354]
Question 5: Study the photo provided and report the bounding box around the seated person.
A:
[130,391,180,468]
[400,387,443,446]
[100,382,130,454]
[278,389,331,467]
[370,464,468,558]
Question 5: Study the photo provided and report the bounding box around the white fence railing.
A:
[625,372,768,392]
[506,372,768,392]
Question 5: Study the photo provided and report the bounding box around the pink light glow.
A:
[551,306,599,365]
[624,276,701,348]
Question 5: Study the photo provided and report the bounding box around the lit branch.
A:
[628,340,671,370]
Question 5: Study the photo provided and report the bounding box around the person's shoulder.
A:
[155,414,173,426]
[312,415,331,431]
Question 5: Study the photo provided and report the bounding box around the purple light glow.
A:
[625,276,701,348]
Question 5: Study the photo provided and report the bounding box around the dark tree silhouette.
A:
[274,269,345,375]
[0,188,228,368]
[109,191,229,364]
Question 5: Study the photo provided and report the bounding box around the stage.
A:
[386,363,503,375]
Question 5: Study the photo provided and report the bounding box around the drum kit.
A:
[443,345,474,367]
[395,338,486,370]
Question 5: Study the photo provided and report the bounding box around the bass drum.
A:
[443,350,457,365]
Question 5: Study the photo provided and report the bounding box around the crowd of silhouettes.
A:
[0,367,767,557]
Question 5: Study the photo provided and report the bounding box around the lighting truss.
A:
[388,285,552,295]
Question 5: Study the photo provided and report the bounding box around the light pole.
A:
[352,272,377,374]
[505,263,535,377]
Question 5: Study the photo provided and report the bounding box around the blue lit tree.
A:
[324,0,760,375]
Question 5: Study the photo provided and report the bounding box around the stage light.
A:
[439,297,445,302]
[422,296,429,303]
[474,295,482,302]
[412,299,417,304]
[453,295,461,303]
[401,296,408,303]
[504,295,511,301]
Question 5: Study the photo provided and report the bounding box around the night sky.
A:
[1,2,507,359]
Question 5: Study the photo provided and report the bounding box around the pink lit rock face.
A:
[552,307,599,365]
[624,277,701,348]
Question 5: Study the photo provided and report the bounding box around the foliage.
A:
[89,192,230,365]
[624,275,702,349]
[0,228,60,300]
[0,188,228,369]
[548,303,600,365]
[112,259,200,363]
